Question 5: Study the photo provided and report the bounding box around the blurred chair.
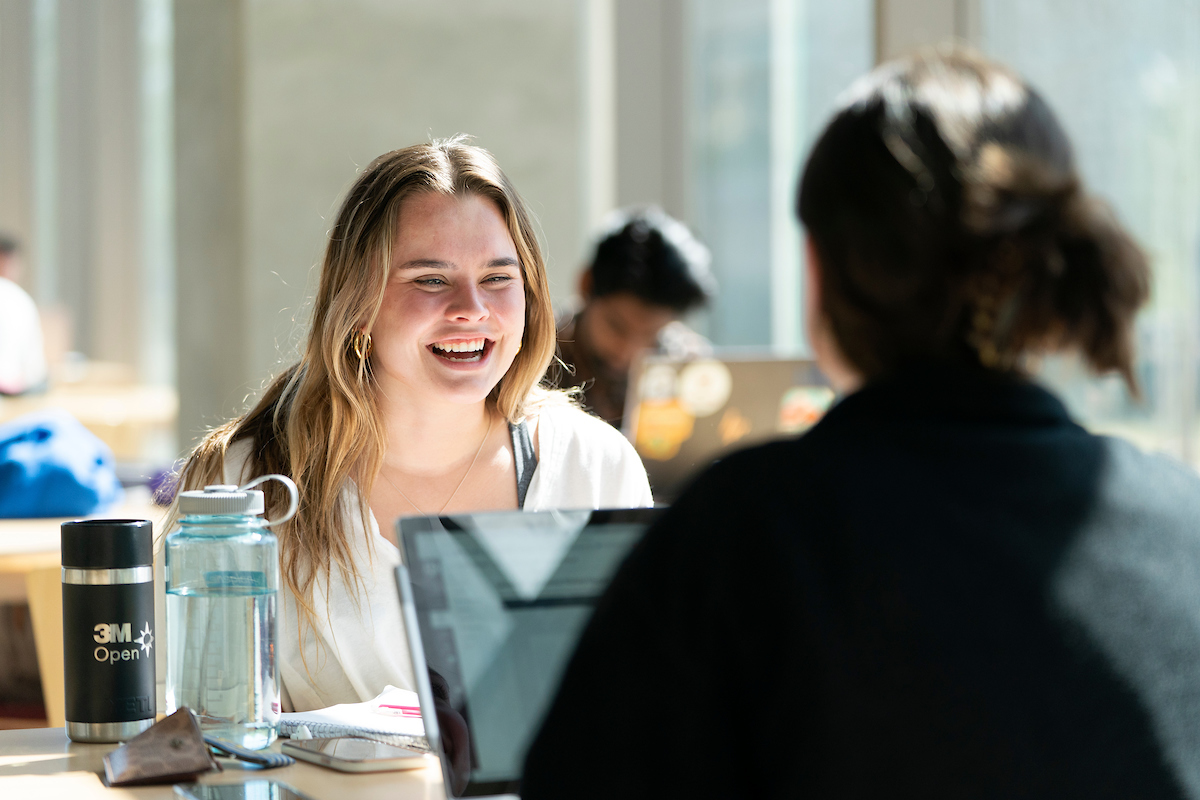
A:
[26,566,64,727]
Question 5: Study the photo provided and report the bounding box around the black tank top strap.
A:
[510,420,538,509]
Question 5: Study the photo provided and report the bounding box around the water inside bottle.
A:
[166,580,279,749]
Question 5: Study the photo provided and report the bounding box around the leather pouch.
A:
[103,708,221,786]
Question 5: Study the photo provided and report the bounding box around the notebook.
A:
[278,685,427,751]
[395,507,664,799]
[623,351,834,501]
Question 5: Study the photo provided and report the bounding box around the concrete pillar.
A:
[92,0,143,367]
[173,0,249,447]
[55,0,100,351]
[614,0,689,220]
[875,0,979,63]
[0,0,35,282]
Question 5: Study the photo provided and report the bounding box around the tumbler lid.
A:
[177,484,265,516]
[61,519,153,569]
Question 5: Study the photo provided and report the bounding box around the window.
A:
[981,0,1200,463]
[688,0,874,349]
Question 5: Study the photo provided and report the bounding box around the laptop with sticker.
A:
[623,351,834,501]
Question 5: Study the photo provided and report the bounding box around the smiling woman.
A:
[372,193,526,411]
[166,136,652,713]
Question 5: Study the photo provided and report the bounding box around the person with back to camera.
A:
[169,136,652,713]
[523,48,1200,797]
[556,206,715,426]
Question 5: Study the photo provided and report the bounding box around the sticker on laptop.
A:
[639,364,679,401]
[778,386,835,434]
[634,399,696,460]
[718,406,752,446]
[678,360,732,417]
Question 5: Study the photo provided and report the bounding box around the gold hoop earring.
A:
[515,340,523,355]
[351,329,373,360]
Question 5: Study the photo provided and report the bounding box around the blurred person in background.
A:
[170,137,651,713]
[0,234,47,395]
[523,48,1200,798]
[556,206,715,426]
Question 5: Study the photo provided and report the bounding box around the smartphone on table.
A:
[280,736,428,773]
[174,781,317,800]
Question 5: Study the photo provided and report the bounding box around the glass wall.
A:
[980,0,1200,463]
[687,0,874,350]
[0,0,177,465]
[687,0,1200,467]
[6,0,1200,468]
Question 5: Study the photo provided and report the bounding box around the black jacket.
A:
[523,366,1200,798]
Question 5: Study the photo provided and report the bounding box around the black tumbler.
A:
[62,519,156,742]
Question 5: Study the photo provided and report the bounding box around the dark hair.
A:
[588,206,715,313]
[0,234,19,256]
[797,48,1148,390]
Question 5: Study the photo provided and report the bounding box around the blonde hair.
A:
[167,135,558,645]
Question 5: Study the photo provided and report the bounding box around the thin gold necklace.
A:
[380,414,494,515]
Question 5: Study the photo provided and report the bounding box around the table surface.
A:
[0,492,165,602]
[0,380,178,463]
[0,727,447,799]
[0,490,164,558]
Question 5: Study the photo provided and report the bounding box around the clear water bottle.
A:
[165,475,298,749]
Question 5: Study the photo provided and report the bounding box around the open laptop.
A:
[623,351,835,501]
[395,507,663,798]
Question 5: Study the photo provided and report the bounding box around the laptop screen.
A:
[396,508,662,797]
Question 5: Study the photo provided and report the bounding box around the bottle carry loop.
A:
[237,474,299,528]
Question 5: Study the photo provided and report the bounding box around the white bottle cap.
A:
[177,484,265,516]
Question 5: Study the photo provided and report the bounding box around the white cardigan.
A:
[223,402,653,712]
